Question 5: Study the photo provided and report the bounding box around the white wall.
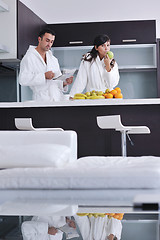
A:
[0,0,17,59]
[20,0,160,38]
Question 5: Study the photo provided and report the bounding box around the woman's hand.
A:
[66,217,76,228]
[107,234,115,240]
[104,55,111,72]
[68,220,76,228]
[63,76,74,87]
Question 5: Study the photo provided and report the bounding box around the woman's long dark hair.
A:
[83,34,110,62]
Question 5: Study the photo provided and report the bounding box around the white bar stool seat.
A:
[97,115,150,157]
[15,118,63,131]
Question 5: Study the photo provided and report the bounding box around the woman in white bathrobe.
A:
[74,214,122,240]
[70,34,119,97]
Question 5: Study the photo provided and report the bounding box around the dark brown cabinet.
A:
[0,216,19,238]
[156,38,160,97]
[17,0,47,60]
[49,20,156,47]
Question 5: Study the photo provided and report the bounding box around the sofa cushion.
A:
[0,144,71,168]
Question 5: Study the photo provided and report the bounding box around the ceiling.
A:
[20,0,100,24]
[19,0,160,39]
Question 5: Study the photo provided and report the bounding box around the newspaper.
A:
[58,223,80,239]
[56,68,77,81]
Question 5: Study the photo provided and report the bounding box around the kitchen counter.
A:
[0,98,160,108]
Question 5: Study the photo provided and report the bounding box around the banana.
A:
[90,96,105,99]
[77,213,88,216]
[85,92,91,97]
[74,92,106,100]
[88,213,93,218]
[73,96,85,100]
[74,93,86,98]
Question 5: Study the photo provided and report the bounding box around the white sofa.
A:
[0,130,160,215]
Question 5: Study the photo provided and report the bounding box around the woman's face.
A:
[95,41,110,59]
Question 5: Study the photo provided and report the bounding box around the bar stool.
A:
[97,115,150,157]
[15,118,63,131]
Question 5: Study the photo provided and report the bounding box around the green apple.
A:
[107,51,114,59]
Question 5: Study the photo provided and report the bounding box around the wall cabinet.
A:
[0,0,8,12]
[0,0,46,61]
[0,0,9,53]
[121,219,159,240]
[49,20,156,47]
[52,43,158,99]
[0,216,19,238]
[0,0,46,102]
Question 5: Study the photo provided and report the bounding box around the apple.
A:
[107,51,114,59]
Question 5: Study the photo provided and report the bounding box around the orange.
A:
[114,87,121,93]
[105,213,124,220]
[104,93,113,99]
[114,213,123,220]
[114,93,123,98]
[110,89,117,96]
[109,213,115,216]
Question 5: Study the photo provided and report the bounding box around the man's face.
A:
[38,33,55,51]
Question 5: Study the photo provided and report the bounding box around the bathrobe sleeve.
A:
[103,62,120,90]
[21,221,49,240]
[74,215,91,240]
[69,60,88,97]
[107,217,122,240]
[19,54,46,87]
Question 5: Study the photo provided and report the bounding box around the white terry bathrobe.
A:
[70,55,119,97]
[19,46,68,101]
[74,215,122,240]
[21,216,66,240]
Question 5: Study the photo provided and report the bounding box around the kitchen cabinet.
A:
[0,216,19,238]
[156,38,160,97]
[121,219,159,240]
[0,0,46,61]
[52,43,157,99]
[49,20,156,47]
[17,0,46,60]
[0,0,9,53]
[0,0,46,102]
[0,0,8,12]
[111,43,157,98]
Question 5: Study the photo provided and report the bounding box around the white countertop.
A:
[0,98,160,108]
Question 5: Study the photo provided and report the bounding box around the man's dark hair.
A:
[38,28,56,38]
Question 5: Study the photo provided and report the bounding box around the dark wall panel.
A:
[17,0,47,59]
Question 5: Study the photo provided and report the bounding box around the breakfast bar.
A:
[0,98,159,157]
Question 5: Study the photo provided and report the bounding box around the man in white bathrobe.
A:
[19,29,73,101]
[21,216,78,240]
